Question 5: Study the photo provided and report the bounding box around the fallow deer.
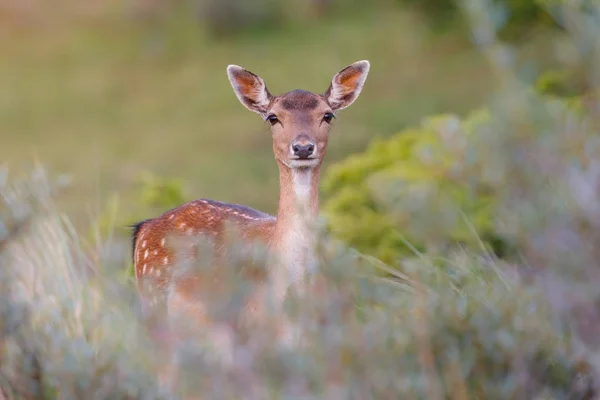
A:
[132,60,370,360]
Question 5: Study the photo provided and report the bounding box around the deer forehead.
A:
[270,90,330,117]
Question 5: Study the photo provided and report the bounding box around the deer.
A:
[131,60,370,368]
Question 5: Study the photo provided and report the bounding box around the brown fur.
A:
[280,90,320,110]
[134,199,274,307]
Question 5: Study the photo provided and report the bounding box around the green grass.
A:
[0,5,503,229]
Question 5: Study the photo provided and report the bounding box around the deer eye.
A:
[323,112,335,123]
[266,114,279,126]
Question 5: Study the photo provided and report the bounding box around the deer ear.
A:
[227,65,273,114]
[324,60,370,111]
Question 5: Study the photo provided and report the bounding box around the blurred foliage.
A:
[0,167,596,398]
[322,109,506,265]
[88,171,187,278]
[89,193,121,240]
[89,171,186,241]
[196,0,284,38]
[138,172,187,211]
[131,0,561,39]
[0,169,163,399]
[0,0,513,230]
[322,29,600,265]
[496,0,558,38]
[534,67,591,99]
[322,82,600,266]
[134,0,379,37]
[322,0,600,290]
[400,0,558,38]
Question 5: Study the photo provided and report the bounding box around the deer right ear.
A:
[227,65,273,115]
[324,60,370,111]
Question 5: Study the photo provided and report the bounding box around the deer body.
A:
[132,61,370,354]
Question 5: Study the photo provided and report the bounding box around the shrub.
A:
[322,82,599,267]
[322,109,505,265]
[0,168,596,398]
[0,168,163,399]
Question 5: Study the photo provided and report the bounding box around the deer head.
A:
[226,60,370,170]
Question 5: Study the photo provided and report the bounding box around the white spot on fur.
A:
[161,238,166,247]
[163,256,169,264]
[153,250,159,256]
[142,264,147,274]
[144,249,149,260]
[179,222,186,229]
[234,212,261,221]
[169,214,175,220]
[141,240,147,248]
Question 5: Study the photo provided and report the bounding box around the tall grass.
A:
[0,166,595,399]
[0,168,164,399]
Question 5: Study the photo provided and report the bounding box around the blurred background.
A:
[0,0,563,234]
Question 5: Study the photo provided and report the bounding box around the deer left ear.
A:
[324,60,370,111]
[227,65,273,115]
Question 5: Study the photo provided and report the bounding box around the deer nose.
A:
[292,142,315,159]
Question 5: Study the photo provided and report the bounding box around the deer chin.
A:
[288,158,320,169]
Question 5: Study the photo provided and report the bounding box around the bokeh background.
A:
[0,0,559,232]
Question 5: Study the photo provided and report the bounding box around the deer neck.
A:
[276,165,320,225]
[271,164,320,284]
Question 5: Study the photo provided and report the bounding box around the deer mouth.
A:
[289,158,319,168]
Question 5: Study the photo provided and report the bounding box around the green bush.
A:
[322,80,600,265]
[322,109,504,265]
